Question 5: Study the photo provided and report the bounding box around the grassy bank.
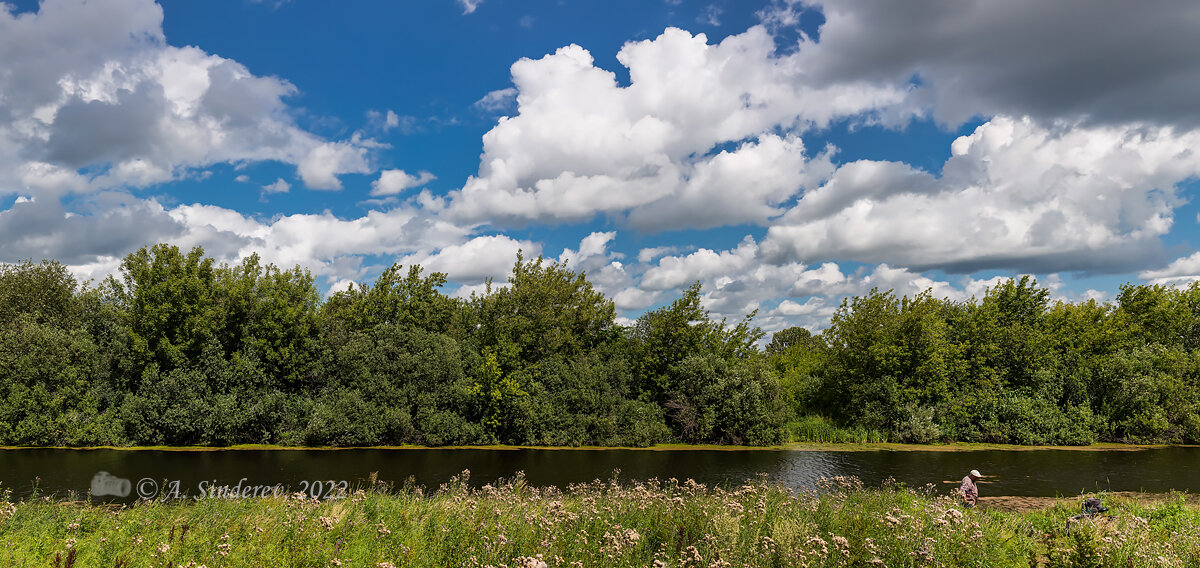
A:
[1,475,1198,567]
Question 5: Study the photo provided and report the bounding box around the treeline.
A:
[3,245,1198,447]
[0,244,780,447]
[775,277,1200,445]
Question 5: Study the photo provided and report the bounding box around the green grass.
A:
[787,415,890,444]
[1,475,1198,567]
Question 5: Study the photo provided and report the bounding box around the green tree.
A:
[0,316,107,445]
[629,282,763,403]
[469,351,528,443]
[941,277,1060,442]
[470,254,617,373]
[817,288,957,439]
[107,244,218,374]
[972,276,1057,394]
[213,254,322,390]
[322,263,462,337]
[1116,282,1200,350]
[766,326,818,356]
[1097,345,1200,443]
[0,259,81,327]
[331,324,472,444]
[665,354,786,444]
[766,326,826,419]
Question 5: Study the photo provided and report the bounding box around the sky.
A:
[3,0,1200,333]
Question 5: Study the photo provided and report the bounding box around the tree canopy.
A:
[3,246,1199,447]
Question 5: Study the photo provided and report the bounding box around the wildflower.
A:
[330,560,343,567]
[759,535,778,554]
[514,555,548,568]
[64,538,77,549]
[831,535,851,558]
[805,536,830,559]
[318,516,336,531]
[602,526,641,555]
[376,523,392,536]
[217,543,231,557]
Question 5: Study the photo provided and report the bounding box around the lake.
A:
[1,447,1197,502]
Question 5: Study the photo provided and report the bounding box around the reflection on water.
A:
[1,447,1197,502]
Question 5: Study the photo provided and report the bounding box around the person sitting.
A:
[960,469,981,507]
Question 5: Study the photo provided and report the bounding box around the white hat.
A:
[969,470,982,478]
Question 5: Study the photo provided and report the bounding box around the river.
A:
[1,447,1196,502]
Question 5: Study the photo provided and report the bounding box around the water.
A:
[1,447,1197,502]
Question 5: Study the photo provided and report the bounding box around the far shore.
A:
[1,441,1194,452]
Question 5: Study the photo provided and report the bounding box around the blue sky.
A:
[3,0,1200,332]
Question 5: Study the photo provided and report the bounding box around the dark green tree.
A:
[817,288,957,441]
[629,282,763,403]
[0,259,81,327]
[213,254,323,390]
[322,263,462,337]
[107,244,218,374]
[470,253,617,373]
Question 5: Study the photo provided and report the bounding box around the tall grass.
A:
[1,476,1198,567]
[788,415,890,443]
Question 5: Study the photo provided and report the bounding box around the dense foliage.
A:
[0,246,777,447]
[776,276,1200,445]
[3,246,1199,447]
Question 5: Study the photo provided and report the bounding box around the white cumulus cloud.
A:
[371,169,436,196]
[0,0,373,198]
[261,178,290,194]
[440,26,906,229]
[761,116,1200,274]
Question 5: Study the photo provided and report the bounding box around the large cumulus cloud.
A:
[787,0,1200,127]
[762,117,1200,274]
[0,0,371,196]
[439,26,901,229]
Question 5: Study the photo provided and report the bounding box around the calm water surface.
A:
[1,447,1197,502]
